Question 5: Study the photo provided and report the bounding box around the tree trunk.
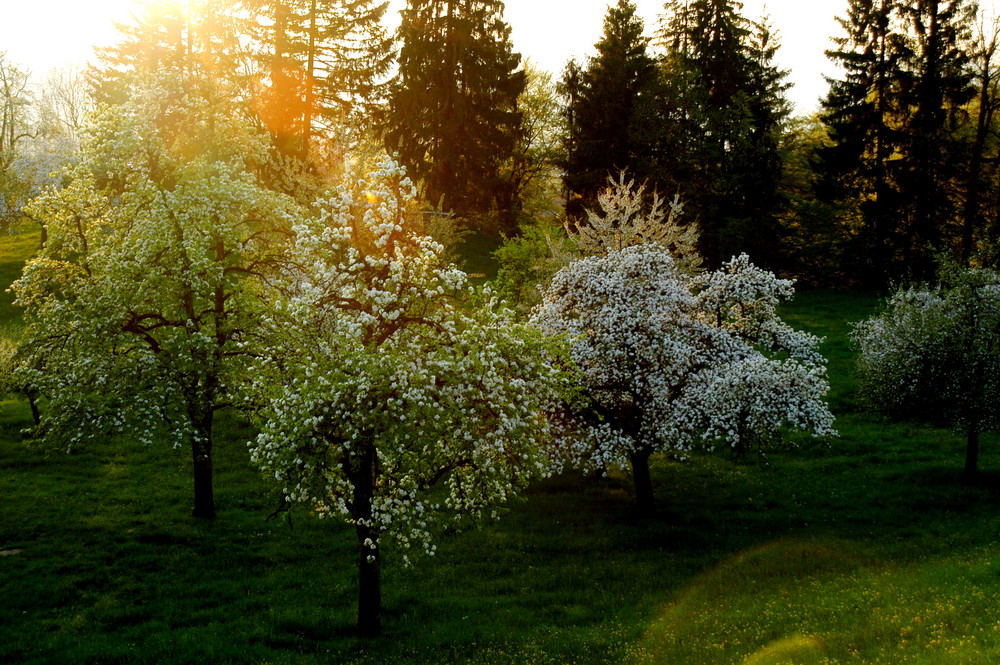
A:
[354,442,381,637]
[964,424,980,480]
[630,447,655,516]
[25,389,40,427]
[356,526,382,638]
[190,403,216,519]
[191,437,215,519]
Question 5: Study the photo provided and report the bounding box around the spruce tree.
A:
[819,0,907,285]
[896,0,975,279]
[963,19,1000,261]
[561,0,657,216]
[658,0,790,269]
[245,0,395,158]
[727,17,791,270]
[90,0,247,106]
[384,0,525,222]
[820,0,976,284]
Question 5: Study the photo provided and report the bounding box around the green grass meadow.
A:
[2,231,1000,664]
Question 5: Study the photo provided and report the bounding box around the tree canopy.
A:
[854,262,1000,477]
[385,0,525,225]
[561,0,658,216]
[533,245,836,514]
[244,159,578,636]
[13,72,300,518]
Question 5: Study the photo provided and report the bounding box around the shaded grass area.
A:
[455,229,504,282]
[4,404,1000,665]
[1,231,1000,663]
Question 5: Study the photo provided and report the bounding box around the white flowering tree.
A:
[532,246,836,514]
[853,265,1000,478]
[245,160,577,637]
[496,173,698,314]
[13,73,299,518]
[565,173,698,269]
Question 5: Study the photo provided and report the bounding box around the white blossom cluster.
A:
[531,245,836,471]
[245,159,577,564]
[697,253,826,364]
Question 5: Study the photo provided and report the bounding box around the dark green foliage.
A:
[491,216,567,313]
[961,23,1000,263]
[819,0,977,286]
[895,0,976,280]
[655,0,791,270]
[561,0,657,216]
[384,0,524,223]
[776,115,859,288]
[819,0,909,286]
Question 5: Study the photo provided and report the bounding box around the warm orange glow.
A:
[251,65,313,141]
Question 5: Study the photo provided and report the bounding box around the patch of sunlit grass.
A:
[637,537,1000,664]
[0,225,40,325]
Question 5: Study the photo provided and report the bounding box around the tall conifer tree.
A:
[561,0,657,215]
[963,19,1000,261]
[821,0,975,284]
[245,0,394,158]
[658,0,790,269]
[385,0,524,221]
[90,0,247,106]
[897,0,975,279]
[819,0,906,285]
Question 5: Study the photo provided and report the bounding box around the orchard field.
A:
[2,229,1000,665]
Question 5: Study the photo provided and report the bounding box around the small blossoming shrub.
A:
[853,264,1000,477]
[244,159,578,636]
[532,246,836,512]
[566,173,699,270]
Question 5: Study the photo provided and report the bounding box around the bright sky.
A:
[1,0,996,115]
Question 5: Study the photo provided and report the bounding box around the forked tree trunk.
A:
[630,446,655,516]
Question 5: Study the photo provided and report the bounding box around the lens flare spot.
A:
[742,635,826,665]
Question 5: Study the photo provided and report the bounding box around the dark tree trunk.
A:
[630,446,655,516]
[191,436,215,519]
[190,400,216,518]
[356,525,382,638]
[25,389,40,427]
[965,424,980,480]
[354,442,382,637]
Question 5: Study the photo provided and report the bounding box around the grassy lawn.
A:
[2,231,1000,664]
